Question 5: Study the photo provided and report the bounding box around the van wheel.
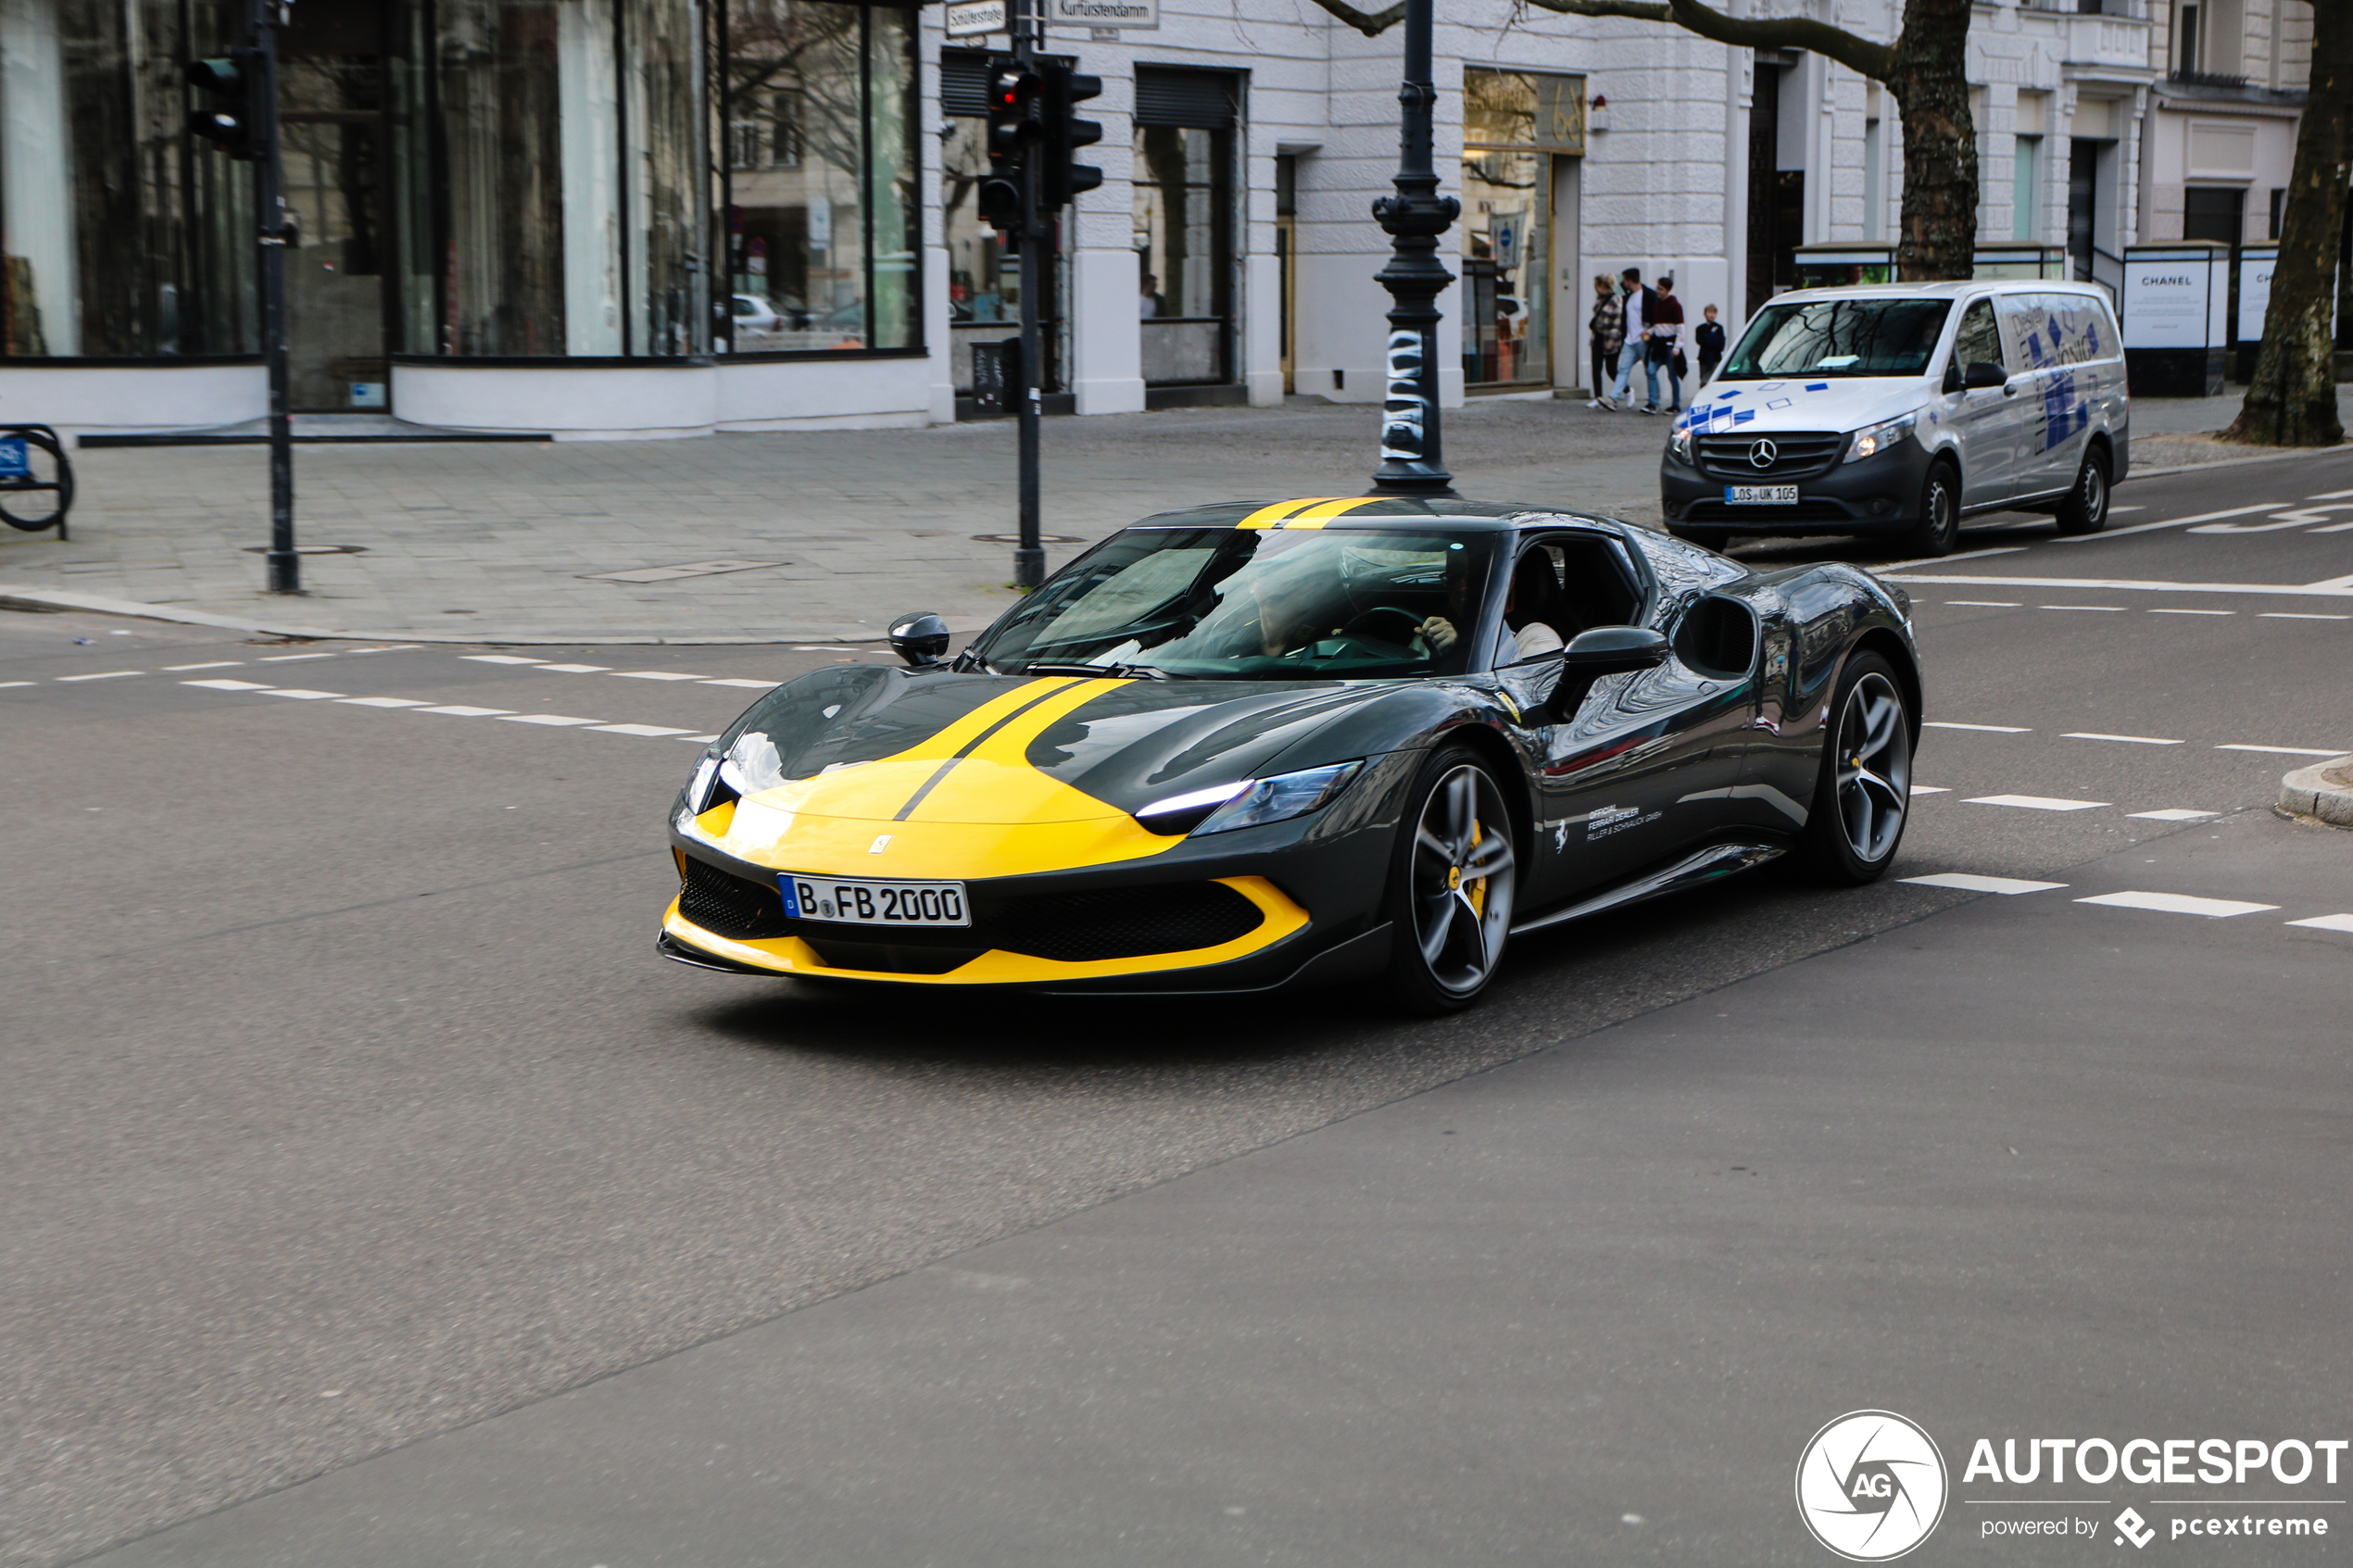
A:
[2053,446,2111,535]
[1904,460,1961,557]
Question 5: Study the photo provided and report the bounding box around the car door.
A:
[1946,295,2026,506]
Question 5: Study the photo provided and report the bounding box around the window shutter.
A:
[1134,67,1237,129]
[940,52,992,118]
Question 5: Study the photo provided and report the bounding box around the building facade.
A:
[0,0,2310,442]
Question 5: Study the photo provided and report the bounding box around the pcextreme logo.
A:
[1797,1411,1950,1561]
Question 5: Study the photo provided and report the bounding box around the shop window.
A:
[1134,68,1236,387]
[1461,68,1582,389]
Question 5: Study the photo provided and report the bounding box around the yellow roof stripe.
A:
[1278,496,1387,530]
[1235,497,1344,530]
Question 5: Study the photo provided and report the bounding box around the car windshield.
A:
[1718,297,1953,379]
[969,526,1501,680]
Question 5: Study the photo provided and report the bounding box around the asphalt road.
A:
[4,450,2348,1567]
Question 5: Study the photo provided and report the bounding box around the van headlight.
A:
[1843,411,1917,463]
[1667,422,1694,466]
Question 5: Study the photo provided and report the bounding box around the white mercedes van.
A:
[1658,280,2129,556]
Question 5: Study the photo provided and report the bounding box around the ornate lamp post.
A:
[1368,0,1458,495]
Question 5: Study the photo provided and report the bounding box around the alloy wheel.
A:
[1408,763,1517,995]
[1834,672,1911,864]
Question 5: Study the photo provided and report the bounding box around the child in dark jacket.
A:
[1695,306,1727,386]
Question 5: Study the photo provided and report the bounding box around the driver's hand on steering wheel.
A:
[1418,616,1458,654]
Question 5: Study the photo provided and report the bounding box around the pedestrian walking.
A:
[1608,267,1652,411]
[1695,304,1726,387]
[1649,275,1686,412]
[1587,275,1622,409]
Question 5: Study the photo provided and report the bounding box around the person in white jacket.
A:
[1608,267,1648,410]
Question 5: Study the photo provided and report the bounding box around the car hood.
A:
[1676,378,1927,437]
[702,665,1400,827]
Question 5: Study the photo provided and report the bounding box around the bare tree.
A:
[1304,0,1979,280]
[2226,0,2348,447]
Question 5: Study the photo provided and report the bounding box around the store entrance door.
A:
[279,0,392,411]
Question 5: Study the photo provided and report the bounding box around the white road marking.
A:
[2077,891,2280,918]
[56,671,143,682]
[612,671,711,682]
[163,660,244,671]
[1966,795,2109,811]
[183,678,273,691]
[2148,608,2233,616]
[0,681,33,689]
[700,677,776,689]
[2216,744,2347,757]
[345,645,420,654]
[535,663,610,673]
[1924,721,2031,734]
[679,734,721,743]
[258,652,336,662]
[790,646,859,652]
[1882,572,2353,600]
[2064,732,2182,746]
[2050,504,2281,542]
[591,723,698,737]
[1908,785,1951,796]
[462,655,545,665]
[259,689,343,700]
[415,705,512,717]
[498,713,602,726]
[1903,872,2068,895]
[337,696,426,709]
[2259,612,2352,621]
[2286,913,2353,934]
[1869,546,2028,571]
[2041,604,2127,612]
[2128,809,2217,821]
[1945,599,2021,607]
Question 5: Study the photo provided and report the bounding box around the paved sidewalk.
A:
[0,389,2334,645]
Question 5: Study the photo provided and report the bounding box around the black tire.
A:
[1667,524,1733,551]
[1903,460,1961,557]
[1382,746,1518,1014]
[1793,651,1914,885]
[2052,445,2111,535]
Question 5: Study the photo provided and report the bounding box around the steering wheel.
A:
[1338,605,1428,649]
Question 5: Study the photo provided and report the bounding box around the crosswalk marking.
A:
[2064,732,2181,746]
[2076,891,2280,918]
[337,696,426,709]
[1965,795,2108,811]
[56,671,143,682]
[1902,872,2067,895]
[2286,913,2353,934]
[2126,809,2216,821]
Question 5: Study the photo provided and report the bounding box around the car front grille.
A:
[674,858,1271,968]
[1696,430,1844,479]
[991,883,1267,963]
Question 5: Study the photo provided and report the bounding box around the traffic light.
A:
[186,51,262,160]
[1039,64,1104,208]
[986,60,1040,173]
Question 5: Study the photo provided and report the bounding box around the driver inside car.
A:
[1419,550,1564,661]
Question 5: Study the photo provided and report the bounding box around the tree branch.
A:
[1297,0,1408,33]
[1520,0,1894,79]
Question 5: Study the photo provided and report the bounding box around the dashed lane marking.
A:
[611,671,711,682]
[2286,913,2353,934]
[535,663,610,673]
[55,671,143,682]
[2040,604,2127,612]
[183,679,272,691]
[2216,744,2347,757]
[498,714,603,727]
[163,661,245,671]
[1902,873,2069,895]
[338,696,426,709]
[0,681,32,689]
[2259,612,2351,621]
[2077,891,2281,919]
[2049,504,2282,542]
[2064,732,2182,746]
[702,677,778,688]
[1944,600,2022,607]
[1909,785,1951,796]
[259,689,343,700]
[258,652,336,663]
[592,723,698,737]
[1925,721,2032,734]
[180,681,715,742]
[416,706,511,718]
[2127,809,2217,821]
[461,655,544,665]
[1965,795,2110,811]
[2148,608,2234,616]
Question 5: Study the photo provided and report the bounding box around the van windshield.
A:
[1719,298,1953,379]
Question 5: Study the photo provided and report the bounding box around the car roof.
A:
[1766,280,2113,305]
[1124,497,1626,533]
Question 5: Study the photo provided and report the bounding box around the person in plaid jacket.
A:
[1587,274,1623,410]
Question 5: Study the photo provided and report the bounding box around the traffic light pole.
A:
[1011,0,1045,590]
[251,0,300,593]
[1367,0,1457,495]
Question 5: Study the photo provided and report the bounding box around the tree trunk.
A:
[1883,0,1977,281]
[2227,0,2350,447]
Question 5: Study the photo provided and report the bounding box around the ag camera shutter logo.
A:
[1796,1410,1949,1561]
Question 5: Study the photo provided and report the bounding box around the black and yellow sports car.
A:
[660,496,1922,1011]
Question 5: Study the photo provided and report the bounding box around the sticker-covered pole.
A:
[1012,0,1045,588]
[1368,0,1456,495]
[253,0,300,592]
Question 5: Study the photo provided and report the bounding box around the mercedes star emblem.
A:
[1748,438,1779,470]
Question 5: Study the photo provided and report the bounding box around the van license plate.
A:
[1724,484,1799,505]
[780,874,971,927]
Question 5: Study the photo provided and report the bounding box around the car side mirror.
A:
[1965,360,2008,390]
[1560,624,1670,675]
[887,610,952,668]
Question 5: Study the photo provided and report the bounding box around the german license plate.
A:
[780,873,970,927]
[1724,484,1798,505]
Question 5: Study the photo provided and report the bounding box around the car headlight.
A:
[1667,422,1693,465]
[1137,759,1365,837]
[1843,411,1918,463]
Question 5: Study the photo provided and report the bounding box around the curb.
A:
[2121,440,2353,482]
[2278,755,2353,829]
[0,583,994,646]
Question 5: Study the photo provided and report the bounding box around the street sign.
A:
[945,0,1004,36]
[1047,0,1156,29]
[0,437,27,479]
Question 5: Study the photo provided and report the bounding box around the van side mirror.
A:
[1965,360,2008,389]
[1943,358,1964,395]
[887,610,952,667]
[1560,624,1670,675]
